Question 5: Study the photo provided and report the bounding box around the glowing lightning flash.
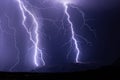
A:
[16,0,45,67]
[63,2,80,63]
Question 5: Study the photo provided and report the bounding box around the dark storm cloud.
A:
[78,0,120,9]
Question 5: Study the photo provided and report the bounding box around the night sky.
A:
[0,0,120,72]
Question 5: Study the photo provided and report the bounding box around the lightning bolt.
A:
[63,3,80,63]
[16,0,45,67]
[55,0,95,63]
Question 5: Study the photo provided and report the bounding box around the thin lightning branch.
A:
[64,3,80,63]
[0,15,20,71]
[5,15,20,71]
[8,23,20,72]
[71,5,96,38]
[16,0,45,67]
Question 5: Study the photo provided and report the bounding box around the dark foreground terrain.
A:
[32,63,101,72]
[0,58,120,79]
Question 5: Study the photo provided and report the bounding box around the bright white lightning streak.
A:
[16,0,45,67]
[64,3,80,63]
